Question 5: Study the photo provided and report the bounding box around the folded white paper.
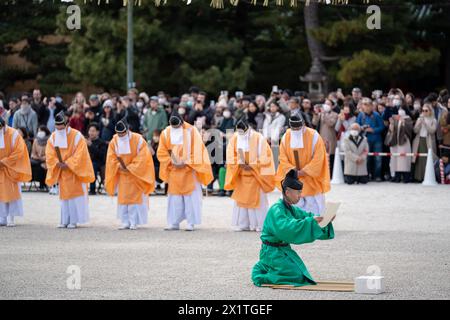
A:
[170,127,184,145]
[117,134,131,155]
[54,129,68,149]
[319,202,340,228]
[290,129,304,149]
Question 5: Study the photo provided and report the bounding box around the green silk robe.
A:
[252,199,334,287]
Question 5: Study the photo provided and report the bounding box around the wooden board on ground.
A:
[262,281,354,292]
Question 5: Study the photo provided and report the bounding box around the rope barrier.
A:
[337,152,428,157]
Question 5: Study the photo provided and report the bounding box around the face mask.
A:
[178,108,186,115]
[153,136,160,143]
[187,100,193,108]
[37,131,46,139]
[137,101,144,109]
[223,111,231,118]
[398,109,406,117]
[290,127,301,132]
[414,103,421,110]
[118,133,129,141]
[323,104,331,113]
[151,110,157,115]
[393,99,401,107]
[101,118,109,126]
[350,130,359,137]
[237,129,247,136]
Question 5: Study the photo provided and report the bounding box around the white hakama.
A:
[0,183,23,225]
[232,190,269,231]
[167,175,203,227]
[288,128,324,216]
[117,194,149,226]
[59,184,90,225]
[0,183,23,215]
[294,193,325,217]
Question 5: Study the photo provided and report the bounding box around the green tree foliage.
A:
[1,0,447,96]
[312,0,442,92]
[57,1,311,95]
[58,1,253,94]
[0,0,76,94]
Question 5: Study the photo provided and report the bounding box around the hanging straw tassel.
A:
[85,0,106,4]
[123,0,140,6]
[290,0,298,7]
[230,0,239,6]
[154,0,167,6]
[276,0,283,6]
[210,0,224,9]
[251,0,257,5]
[263,0,269,6]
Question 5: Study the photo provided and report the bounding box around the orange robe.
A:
[0,127,32,203]
[157,122,213,195]
[275,128,330,197]
[105,132,155,204]
[224,130,275,209]
[45,127,95,200]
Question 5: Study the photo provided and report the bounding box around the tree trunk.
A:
[304,1,327,77]
[445,47,450,90]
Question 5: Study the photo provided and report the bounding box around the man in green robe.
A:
[252,169,335,287]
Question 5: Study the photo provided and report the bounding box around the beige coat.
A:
[314,111,338,155]
[412,116,437,163]
[386,116,413,172]
[344,135,369,176]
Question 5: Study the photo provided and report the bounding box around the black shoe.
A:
[218,190,225,197]
[225,190,232,197]
[375,177,382,182]
[89,191,97,196]
[402,173,411,183]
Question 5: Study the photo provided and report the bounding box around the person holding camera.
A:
[412,103,437,182]
[385,106,413,183]
[312,100,338,175]
[356,98,385,182]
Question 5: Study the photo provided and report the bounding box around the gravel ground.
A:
[0,182,449,300]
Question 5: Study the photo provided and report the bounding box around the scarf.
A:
[350,134,363,148]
